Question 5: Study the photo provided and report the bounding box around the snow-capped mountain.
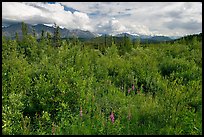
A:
[2,23,178,42]
[2,23,98,39]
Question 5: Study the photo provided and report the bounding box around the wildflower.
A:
[92,95,95,102]
[52,122,55,135]
[80,107,83,117]
[128,88,131,94]
[132,84,135,91]
[110,112,115,123]
[128,110,131,120]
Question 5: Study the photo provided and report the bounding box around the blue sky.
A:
[2,2,202,36]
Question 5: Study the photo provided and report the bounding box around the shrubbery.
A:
[2,30,202,135]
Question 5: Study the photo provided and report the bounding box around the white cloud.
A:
[94,18,153,36]
[72,11,93,31]
[60,2,202,36]
[2,2,93,31]
[2,2,41,22]
[2,2,202,36]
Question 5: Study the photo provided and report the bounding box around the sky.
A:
[2,2,202,36]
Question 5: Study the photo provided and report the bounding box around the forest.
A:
[2,23,202,135]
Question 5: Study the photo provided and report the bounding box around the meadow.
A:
[2,28,202,135]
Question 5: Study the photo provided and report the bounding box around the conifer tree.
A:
[32,27,36,38]
[21,22,29,56]
[21,22,28,38]
[46,32,52,45]
[15,32,19,42]
[105,34,107,48]
[41,30,45,39]
[124,34,132,52]
[53,23,61,47]
[134,37,140,48]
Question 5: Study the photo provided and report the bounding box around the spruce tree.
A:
[46,32,52,45]
[124,34,132,52]
[32,27,36,38]
[41,30,45,39]
[15,32,19,42]
[53,23,61,47]
[21,22,28,38]
[105,34,107,48]
[134,37,140,48]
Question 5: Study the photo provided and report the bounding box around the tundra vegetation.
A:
[2,23,202,135]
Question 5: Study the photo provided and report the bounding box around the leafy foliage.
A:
[2,24,202,135]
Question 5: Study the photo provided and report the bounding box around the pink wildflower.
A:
[128,110,131,120]
[80,107,83,117]
[132,84,135,91]
[110,112,115,123]
[128,88,131,94]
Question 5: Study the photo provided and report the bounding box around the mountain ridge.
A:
[2,23,182,41]
[2,23,98,39]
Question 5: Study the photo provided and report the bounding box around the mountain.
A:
[2,23,98,39]
[115,32,140,40]
[68,29,98,39]
[172,33,202,43]
[2,23,33,39]
[149,36,172,42]
[169,36,182,39]
[2,23,177,43]
[115,32,173,43]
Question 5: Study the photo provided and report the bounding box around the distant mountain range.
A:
[114,32,174,43]
[2,23,181,42]
[2,23,98,39]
